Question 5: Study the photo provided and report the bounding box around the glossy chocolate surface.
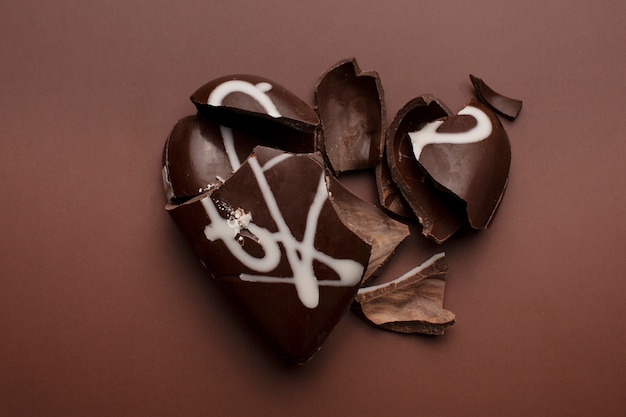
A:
[416,99,511,229]
[315,58,384,173]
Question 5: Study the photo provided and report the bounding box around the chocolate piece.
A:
[315,58,384,173]
[386,95,467,243]
[167,146,373,364]
[353,253,455,335]
[191,74,319,132]
[325,169,410,284]
[410,99,511,229]
[162,115,253,203]
[375,150,414,219]
[470,74,523,120]
[162,110,318,204]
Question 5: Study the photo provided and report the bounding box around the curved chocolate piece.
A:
[162,110,320,204]
[167,147,372,364]
[375,151,414,219]
[162,115,254,203]
[470,74,523,120]
[353,253,455,335]
[191,74,319,132]
[410,99,511,229]
[386,95,466,243]
[325,170,410,284]
[315,58,384,173]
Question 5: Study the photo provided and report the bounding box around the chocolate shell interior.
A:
[375,151,414,219]
[315,58,384,173]
[386,95,467,243]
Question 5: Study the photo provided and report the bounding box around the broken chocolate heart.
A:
[163,61,519,364]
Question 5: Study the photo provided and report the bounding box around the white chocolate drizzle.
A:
[358,252,445,294]
[207,80,282,171]
[200,154,364,309]
[408,105,492,161]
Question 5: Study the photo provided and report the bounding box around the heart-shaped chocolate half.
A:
[384,96,511,242]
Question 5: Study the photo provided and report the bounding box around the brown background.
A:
[2,1,625,416]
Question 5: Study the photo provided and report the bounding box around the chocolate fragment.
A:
[375,150,414,219]
[386,95,467,243]
[411,99,511,229]
[315,58,384,173]
[162,115,255,204]
[325,170,410,284]
[470,74,523,120]
[191,74,319,132]
[190,75,318,166]
[167,146,374,364]
[353,253,455,335]
[162,109,320,204]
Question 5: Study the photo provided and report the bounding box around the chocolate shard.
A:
[324,170,410,285]
[315,58,385,174]
[191,74,319,132]
[353,253,455,335]
[411,99,511,229]
[166,146,373,364]
[470,74,523,120]
[386,95,466,243]
[375,149,414,219]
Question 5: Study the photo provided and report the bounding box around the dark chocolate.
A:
[191,74,319,132]
[162,110,318,204]
[167,147,374,363]
[315,58,384,173]
[353,253,455,335]
[375,150,414,219]
[162,115,254,204]
[470,74,523,120]
[415,99,511,229]
[386,95,467,243]
[325,169,410,284]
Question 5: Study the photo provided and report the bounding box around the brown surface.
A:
[1,1,625,416]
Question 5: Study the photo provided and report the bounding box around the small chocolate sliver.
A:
[470,74,523,120]
[375,151,414,219]
[353,253,455,335]
[315,58,384,174]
